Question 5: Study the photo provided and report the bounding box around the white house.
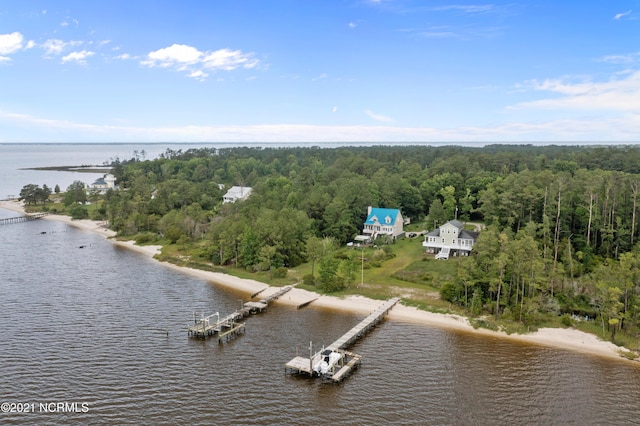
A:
[223,186,253,203]
[86,173,116,194]
[422,220,478,259]
[362,206,404,240]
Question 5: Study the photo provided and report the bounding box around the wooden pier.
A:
[187,285,293,342]
[0,212,48,226]
[285,297,400,383]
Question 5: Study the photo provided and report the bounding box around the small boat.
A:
[313,349,343,375]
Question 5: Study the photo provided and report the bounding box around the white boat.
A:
[313,349,343,375]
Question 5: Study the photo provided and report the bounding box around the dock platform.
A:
[285,297,400,382]
[187,285,293,341]
[0,212,48,226]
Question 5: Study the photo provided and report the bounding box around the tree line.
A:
[22,144,640,341]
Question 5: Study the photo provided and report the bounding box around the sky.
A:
[1,0,640,144]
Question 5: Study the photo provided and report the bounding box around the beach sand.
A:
[1,199,635,362]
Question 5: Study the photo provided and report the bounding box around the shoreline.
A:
[1,200,637,363]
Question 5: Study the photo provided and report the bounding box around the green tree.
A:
[318,255,343,292]
[340,252,359,288]
[64,181,87,206]
[427,198,447,230]
[305,236,324,278]
[19,184,40,205]
[258,245,278,279]
[69,204,89,219]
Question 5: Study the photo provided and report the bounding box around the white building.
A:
[86,173,117,194]
[362,206,404,240]
[223,186,253,203]
[422,220,478,259]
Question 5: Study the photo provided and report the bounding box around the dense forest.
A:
[28,144,640,344]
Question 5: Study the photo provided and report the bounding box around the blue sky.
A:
[1,0,639,143]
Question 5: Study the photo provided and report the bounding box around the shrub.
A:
[135,232,158,245]
[440,281,460,303]
[303,274,315,286]
[371,249,386,262]
[272,267,287,279]
[560,314,573,327]
[69,205,88,220]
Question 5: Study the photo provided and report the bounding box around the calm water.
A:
[1,145,640,425]
[0,143,225,199]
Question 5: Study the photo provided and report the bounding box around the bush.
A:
[440,281,460,303]
[69,205,88,220]
[272,267,287,279]
[371,249,387,262]
[303,274,315,286]
[560,314,573,327]
[135,232,159,245]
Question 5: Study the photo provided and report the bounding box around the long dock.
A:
[0,212,48,225]
[187,285,293,342]
[285,297,400,383]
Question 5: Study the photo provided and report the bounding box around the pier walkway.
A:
[0,212,48,226]
[285,297,400,383]
[188,285,293,342]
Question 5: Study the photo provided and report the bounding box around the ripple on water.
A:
[1,218,640,425]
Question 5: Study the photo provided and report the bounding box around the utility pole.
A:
[361,246,364,287]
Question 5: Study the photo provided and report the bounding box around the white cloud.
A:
[61,50,95,64]
[349,22,357,29]
[188,70,208,81]
[42,39,67,56]
[432,4,494,14]
[333,106,338,113]
[0,32,24,56]
[60,17,79,27]
[312,73,328,81]
[114,53,132,60]
[202,48,258,70]
[142,44,258,79]
[614,10,632,20]
[599,53,638,64]
[512,71,640,111]
[144,44,202,67]
[4,109,640,143]
[25,40,35,50]
[365,109,394,122]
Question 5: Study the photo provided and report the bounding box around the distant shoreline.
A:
[19,165,112,173]
[1,199,637,364]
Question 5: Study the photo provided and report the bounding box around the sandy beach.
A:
[1,199,636,362]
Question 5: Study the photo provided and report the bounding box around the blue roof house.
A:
[362,206,404,240]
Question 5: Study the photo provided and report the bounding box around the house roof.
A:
[447,219,464,229]
[365,208,401,226]
[224,186,252,199]
[426,220,479,240]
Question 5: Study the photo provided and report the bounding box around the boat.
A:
[313,349,343,375]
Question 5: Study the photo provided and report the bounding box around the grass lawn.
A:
[285,236,458,308]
